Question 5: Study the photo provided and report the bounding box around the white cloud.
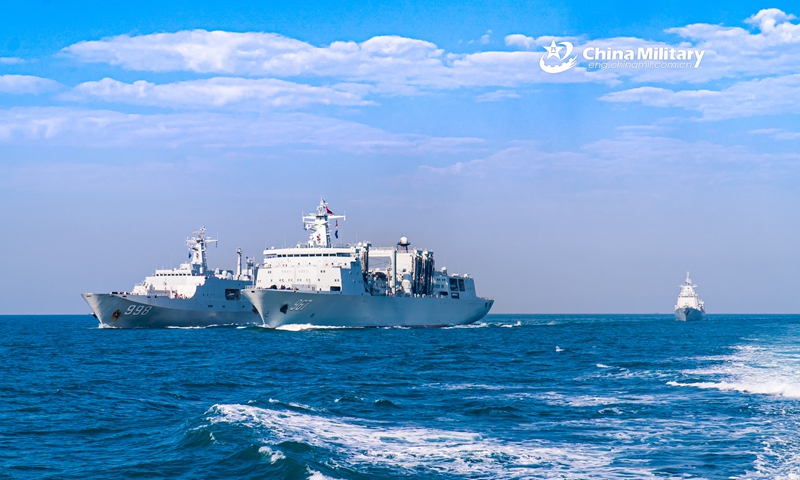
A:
[0,75,60,95]
[480,30,492,45]
[0,106,483,154]
[654,9,800,80]
[504,35,583,50]
[46,8,800,115]
[421,133,800,188]
[504,9,800,83]
[63,30,605,92]
[599,74,800,120]
[750,128,800,140]
[0,57,25,65]
[504,34,537,50]
[474,89,521,102]
[65,77,375,109]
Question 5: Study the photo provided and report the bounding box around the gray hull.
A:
[82,293,261,328]
[243,289,493,328]
[675,307,705,321]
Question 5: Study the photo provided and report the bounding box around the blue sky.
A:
[2,1,800,314]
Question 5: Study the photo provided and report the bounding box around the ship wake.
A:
[205,403,652,478]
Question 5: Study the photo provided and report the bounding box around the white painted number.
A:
[124,305,152,316]
[289,299,313,311]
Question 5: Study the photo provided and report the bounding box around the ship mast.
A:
[186,227,218,275]
[302,199,345,248]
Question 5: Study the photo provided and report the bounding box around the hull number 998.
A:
[125,305,152,316]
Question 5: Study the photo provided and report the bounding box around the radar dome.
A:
[399,236,409,244]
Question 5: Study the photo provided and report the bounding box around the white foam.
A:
[306,468,340,480]
[555,346,564,352]
[668,380,800,398]
[500,321,522,328]
[443,322,488,329]
[258,446,285,464]
[430,383,510,391]
[597,364,611,368]
[668,345,800,399]
[533,392,661,407]
[275,324,363,331]
[207,403,650,478]
[334,396,365,403]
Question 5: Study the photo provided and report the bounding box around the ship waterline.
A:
[244,289,493,328]
[83,288,258,328]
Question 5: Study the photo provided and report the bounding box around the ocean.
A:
[2,314,800,479]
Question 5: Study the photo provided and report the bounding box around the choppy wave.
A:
[669,345,800,399]
[206,403,647,478]
[307,467,341,480]
[10,314,800,479]
[500,321,522,328]
[258,446,285,464]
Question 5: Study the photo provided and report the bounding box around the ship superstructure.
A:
[674,272,705,321]
[243,200,494,327]
[82,228,260,328]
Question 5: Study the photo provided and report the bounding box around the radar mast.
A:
[186,227,217,275]
[302,199,345,248]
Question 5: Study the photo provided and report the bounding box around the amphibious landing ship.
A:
[675,272,705,321]
[82,228,260,328]
[243,200,494,328]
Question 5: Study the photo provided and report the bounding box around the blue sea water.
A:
[3,315,800,479]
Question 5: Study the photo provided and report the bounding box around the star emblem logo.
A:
[544,40,564,60]
[539,40,577,74]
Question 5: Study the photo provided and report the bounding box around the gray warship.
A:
[674,272,705,321]
[243,200,494,328]
[82,228,260,328]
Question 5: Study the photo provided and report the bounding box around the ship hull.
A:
[243,289,494,328]
[82,293,261,328]
[675,307,705,321]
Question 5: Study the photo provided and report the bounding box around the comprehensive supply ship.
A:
[243,200,494,328]
[82,228,260,328]
[674,272,705,321]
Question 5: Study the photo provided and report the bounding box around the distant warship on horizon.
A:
[675,272,705,321]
